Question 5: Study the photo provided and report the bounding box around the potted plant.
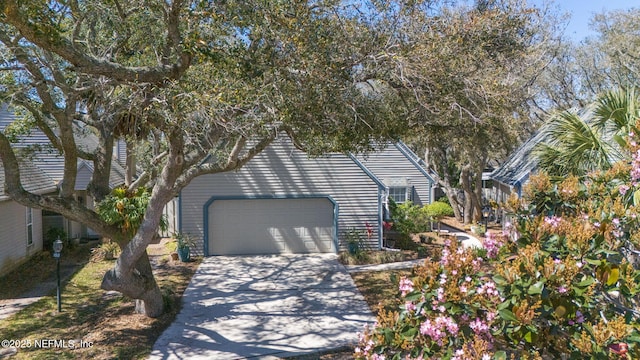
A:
[175,233,194,262]
[345,228,362,255]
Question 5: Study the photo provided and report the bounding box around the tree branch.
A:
[1,1,193,84]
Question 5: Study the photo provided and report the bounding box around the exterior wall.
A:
[492,181,514,203]
[0,201,43,277]
[180,136,382,255]
[358,144,434,206]
[114,140,127,167]
[161,197,179,237]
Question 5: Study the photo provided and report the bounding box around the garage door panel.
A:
[208,198,335,255]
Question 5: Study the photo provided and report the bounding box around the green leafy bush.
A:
[425,201,454,220]
[356,136,640,359]
[425,202,454,231]
[388,199,430,236]
[96,187,167,238]
[44,227,67,251]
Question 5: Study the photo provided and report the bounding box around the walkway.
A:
[0,263,79,321]
[150,254,374,360]
[438,223,483,249]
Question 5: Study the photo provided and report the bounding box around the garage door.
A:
[207,198,336,255]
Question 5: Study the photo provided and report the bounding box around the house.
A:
[356,142,436,206]
[175,135,435,256]
[0,159,57,276]
[0,105,126,244]
[490,129,547,202]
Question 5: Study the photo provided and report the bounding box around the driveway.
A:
[149,254,374,359]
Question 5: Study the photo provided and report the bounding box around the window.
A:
[26,208,33,246]
[389,187,408,203]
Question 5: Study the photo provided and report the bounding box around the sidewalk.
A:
[346,258,425,273]
[438,223,483,249]
[0,263,80,321]
[346,225,483,273]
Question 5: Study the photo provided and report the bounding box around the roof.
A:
[0,159,57,202]
[394,141,436,183]
[0,105,126,189]
[490,129,547,187]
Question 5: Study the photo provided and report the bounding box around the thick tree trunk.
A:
[443,185,463,222]
[460,165,474,224]
[101,135,184,317]
[472,164,484,221]
[101,251,164,317]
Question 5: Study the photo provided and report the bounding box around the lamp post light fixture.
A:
[482,206,491,236]
[52,238,63,313]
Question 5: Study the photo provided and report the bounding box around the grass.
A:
[351,269,413,312]
[0,241,199,360]
[0,244,93,300]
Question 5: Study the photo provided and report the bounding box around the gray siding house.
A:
[0,160,57,276]
[490,129,546,202]
[0,105,126,241]
[357,142,436,206]
[177,136,435,256]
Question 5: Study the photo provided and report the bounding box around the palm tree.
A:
[534,87,638,177]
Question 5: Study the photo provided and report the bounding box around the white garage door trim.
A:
[203,196,338,255]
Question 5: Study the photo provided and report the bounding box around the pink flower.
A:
[619,185,630,195]
[477,281,499,297]
[486,311,497,322]
[399,276,414,297]
[420,316,459,343]
[483,233,503,258]
[405,301,416,312]
[470,318,490,334]
[557,286,568,294]
[544,215,562,228]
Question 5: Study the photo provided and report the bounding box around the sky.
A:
[532,0,640,41]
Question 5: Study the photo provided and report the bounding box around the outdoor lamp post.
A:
[482,206,491,235]
[53,238,63,312]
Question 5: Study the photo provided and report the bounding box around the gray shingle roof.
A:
[490,129,547,187]
[0,159,57,201]
[0,105,126,189]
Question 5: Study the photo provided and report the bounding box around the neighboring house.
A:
[357,142,436,207]
[0,105,126,242]
[175,135,435,256]
[490,130,546,202]
[0,160,57,276]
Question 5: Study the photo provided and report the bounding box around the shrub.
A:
[425,201,454,219]
[424,202,454,231]
[356,136,640,359]
[96,186,168,238]
[44,227,67,251]
[90,241,121,262]
[389,200,430,236]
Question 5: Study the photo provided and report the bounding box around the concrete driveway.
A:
[149,254,374,359]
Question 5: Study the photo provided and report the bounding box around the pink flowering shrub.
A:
[356,239,502,359]
[356,135,640,359]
